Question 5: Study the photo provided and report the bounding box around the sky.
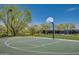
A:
[20,4,79,26]
[0,4,79,28]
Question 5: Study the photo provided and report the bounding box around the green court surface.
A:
[0,36,79,55]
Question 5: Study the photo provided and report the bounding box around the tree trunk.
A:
[12,28,16,36]
[10,25,16,36]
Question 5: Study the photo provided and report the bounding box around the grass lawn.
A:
[33,34,79,40]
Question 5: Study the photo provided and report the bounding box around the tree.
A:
[55,24,76,34]
[27,24,42,35]
[66,24,76,34]
[0,25,6,36]
[0,5,31,36]
[40,23,51,34]
[55,24,65,30]
[28,25,37,35]
[40,23,50,30]
[68,24,75,30]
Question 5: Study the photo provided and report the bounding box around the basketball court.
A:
[0,36,79,55]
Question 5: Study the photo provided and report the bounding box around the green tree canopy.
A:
[0,5,32,36]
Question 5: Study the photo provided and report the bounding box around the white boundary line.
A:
[5,37,63,49]
[26,36,79,42]
[27,41,62,49]
[4,38,76,54]
[7,36,79,42]
[7,38,62,49]
[9,41,37,47]
[58,39,79,42]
